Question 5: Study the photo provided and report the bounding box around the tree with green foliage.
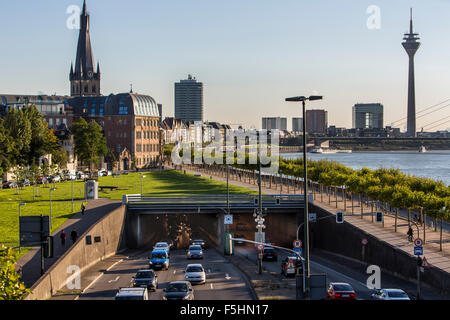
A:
[72,118,107,175]
[0,246,31,300]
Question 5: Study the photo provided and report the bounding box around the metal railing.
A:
[124,194,305,211]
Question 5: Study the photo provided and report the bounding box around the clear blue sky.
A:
[1,0,450,131]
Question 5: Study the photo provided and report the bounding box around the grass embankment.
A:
[0,170,255,257]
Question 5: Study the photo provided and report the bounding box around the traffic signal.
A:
[43,236,54,258]
[336,211,344,224]
[376,211,383,223]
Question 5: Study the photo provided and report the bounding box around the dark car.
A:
[162,281,194,300]
[281,256,303,277]
[262,247,278,261]
[326,282,357,300]
[37,176,48,184]
[3,181,17,189]
[132,269,158,291]
[191,239,206,249]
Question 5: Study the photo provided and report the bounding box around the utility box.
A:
[85,180,98,200]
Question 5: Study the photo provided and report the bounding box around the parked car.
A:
[187,245,204,260]
[114,287,148,300]
[19,179,31,187]
[148,250,169,270]
[49,176,61,183]
[76,172,86,180]
[262,247,278,261]
[162,281,194,300]
[2,181,17,189]
[326,282,357,300]
[153,242,171,255]
[132,269,158,291]
[371,289,410,300]
[37,176,48,184]
[281,256,302,277]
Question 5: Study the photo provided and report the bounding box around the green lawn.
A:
[0,170,256,256]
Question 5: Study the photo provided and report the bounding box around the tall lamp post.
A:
[285,95,323,299]
[49,188,56,230]
[19,203,26,253]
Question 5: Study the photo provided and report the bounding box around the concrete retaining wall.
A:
[312,204,450,295]
[25,205,127,300]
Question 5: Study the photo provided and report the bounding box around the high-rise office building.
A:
[292,117,303,132]
[262,117,287,130]
[402,8,421,137]
[352,103,384,129]
[175,75,203,122]
[305,110,328,134]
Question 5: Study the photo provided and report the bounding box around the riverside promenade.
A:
[181,164,450,276]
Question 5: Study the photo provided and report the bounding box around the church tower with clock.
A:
[69,0,101,97]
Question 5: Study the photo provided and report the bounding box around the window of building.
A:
[136,119,142,126]
[136,132,141,139]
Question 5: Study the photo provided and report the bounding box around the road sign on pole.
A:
[414,246,423,256]
[414,239,423,247]
[294,247,303,256]
[257,244,264,252]
[361,238,368,246]
[293,240,302,248]
[422,257,429,268]
[224,215,233,225]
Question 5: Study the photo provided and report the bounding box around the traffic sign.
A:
[414,238,423,247]
[422,257,429,268]
[257,244,264,252]
[293,247,303,256]
[293,240,302,248]
[414,246,423,256]
[361,238,368,246]
[288,258,295,269]
[309,213,317,222]
[224,215,233,225]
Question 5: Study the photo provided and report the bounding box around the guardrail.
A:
[123,194,305,212]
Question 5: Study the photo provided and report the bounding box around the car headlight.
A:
[162,295,167,300]
[182,295,189,300]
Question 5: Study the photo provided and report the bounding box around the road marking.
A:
[173,270,176,274]
[210,283,214,290]
[225,273,231,280]
[108,276,120,283]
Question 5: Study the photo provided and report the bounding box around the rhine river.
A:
[282,150,450,186]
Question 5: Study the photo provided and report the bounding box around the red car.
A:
[326,282,357,300]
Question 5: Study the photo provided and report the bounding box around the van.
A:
[114,287,148,300]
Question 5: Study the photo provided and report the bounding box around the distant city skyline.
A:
[1,0,450,131]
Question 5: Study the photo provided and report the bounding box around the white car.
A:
[114,287,148,300]
[371,289,410,300]
[184,264,206,285]
[153,242,170,254]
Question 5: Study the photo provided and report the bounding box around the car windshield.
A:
[155,243,167,248]
[387,291,408,298]
[166,283,188,292]
[115,295,143,300]
[151,252,167,259]
[189,246,202,251]
[333,284,353,292]
[186,266,203,273]
[135,271,154,279]
[193,240,203,243]
[264,248,275,253]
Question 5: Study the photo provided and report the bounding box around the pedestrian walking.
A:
[81,203,86,216]
[60,230,66,247]
[407,226,414,242]
[70,228,78,244]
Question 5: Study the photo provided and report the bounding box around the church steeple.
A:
[70,0,100,96]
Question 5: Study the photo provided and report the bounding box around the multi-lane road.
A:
[77,248,253,300]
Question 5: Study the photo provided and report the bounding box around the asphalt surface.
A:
[77,248,253,300]
[235,246,449,300]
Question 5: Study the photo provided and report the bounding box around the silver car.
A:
[371,289,410,300]
[184,264,206,285]
[187,245,203,259]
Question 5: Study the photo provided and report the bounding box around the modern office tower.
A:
[352,103,384,129]
[262,117,287,130]
[69,0,101,97]
[402,8,421,137]
[175,75,203,122]
[292,117,304,132]
[305,110,328,134]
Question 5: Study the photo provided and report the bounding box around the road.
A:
[235,246,448,300]
[77,248,253,300]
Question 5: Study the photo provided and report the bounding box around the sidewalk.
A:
[17,198,122,289]
[182,165,450,274]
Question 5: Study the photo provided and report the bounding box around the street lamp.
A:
[19,203,26,253]
[140,173,146,196]
[285,95,323,299]
[49,188,56,230]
